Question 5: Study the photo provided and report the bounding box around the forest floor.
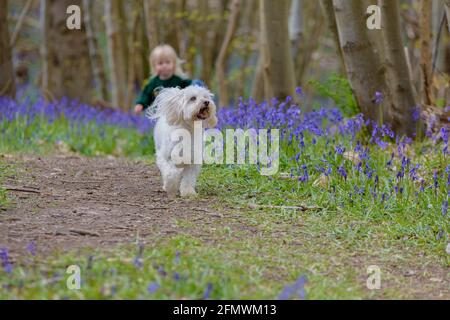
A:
[0,153,449,299]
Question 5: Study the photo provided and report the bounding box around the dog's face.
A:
[150,86,218,128]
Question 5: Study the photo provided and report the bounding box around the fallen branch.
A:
[3,186,41,194]
[248,203,322,211]
[69,229,100,237]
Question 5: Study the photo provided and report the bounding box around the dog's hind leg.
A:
[180,165,201,197]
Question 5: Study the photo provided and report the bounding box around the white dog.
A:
[146,85,218,197]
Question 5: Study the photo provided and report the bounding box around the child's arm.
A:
[134,104,144,114]
[134,79,155,113]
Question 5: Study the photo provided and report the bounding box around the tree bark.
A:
[143,0,160,51]
[40,0,93,103]
[333,0,388,125]
[216,0,241,107]
[0,0,16,98]
[260,0,296,102]
[380,0,418,137]
[420,0,435,106]
[83,0,108,101]
[319,0,345,71]
[105,0,128,109]
[9,0,34,49]
[289,0,304,58]
[445,0,450,33]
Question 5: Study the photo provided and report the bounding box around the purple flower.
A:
[0,248,13,274]
[133,257,143,269]
[278,275,307,300]
[335,145,345,155]
[203,283,213,300]
[147,282,160,294]
[442,201,448,217]
[173,272,181,281]
[338,166,347,181]
[374,91,383,105]
[26,241,36,256]
[173,251,181,264]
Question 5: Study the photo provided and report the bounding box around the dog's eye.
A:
[190,96,197,102]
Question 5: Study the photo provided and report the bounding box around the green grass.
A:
[0,116,154,157]
[0,159,7,208]
[1,101,448,299]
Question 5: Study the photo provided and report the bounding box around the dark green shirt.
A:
[135,75,192,109]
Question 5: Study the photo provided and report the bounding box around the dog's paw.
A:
[180,187,197,198]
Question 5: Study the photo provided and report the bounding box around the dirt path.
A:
[1,154,449,299]
[0,154,236,260]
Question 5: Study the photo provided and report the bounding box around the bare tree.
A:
[216,0,241,107]
[420,0,435,106]
[0,0,16,98]
[40,0,92,102]
[445,0,450,33]
[333,0,388,125]
[380,0,418,136]
[9,0,34,48]
[259,0,296,102]
[143,0,160,51]
[319,0,345,70]
[105,0,128,109]
[289,0,304,58]
[83,0,108,101]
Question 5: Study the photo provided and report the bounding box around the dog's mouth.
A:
[197,107,209,120]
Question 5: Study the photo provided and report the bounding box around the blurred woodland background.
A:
[0,0,449,136]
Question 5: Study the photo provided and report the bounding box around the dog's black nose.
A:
[203,100,209,107]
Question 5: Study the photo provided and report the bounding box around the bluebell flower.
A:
[147,282,160,294]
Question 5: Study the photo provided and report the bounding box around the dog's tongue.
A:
[198,108,208,120]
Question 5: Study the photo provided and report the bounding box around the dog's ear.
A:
[207,115,218,128]
[206,101,218,128]
[148,88,184,125]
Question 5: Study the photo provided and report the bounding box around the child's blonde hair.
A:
[149,44,188,79]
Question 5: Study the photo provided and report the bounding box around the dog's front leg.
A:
[179,164,201,197]
[157,155,182,196]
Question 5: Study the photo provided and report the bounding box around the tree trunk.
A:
[237,0,258,100]
[420,0,435,106]
[9,0,33,49]
[380,0,419,137]
[333,0,388,125]
[105,0,127,109]
[125,2,141,108]
[40,0,93,103]
[83,0,108,101]
[289,0,304,58]
[295,1,325,86]
[143,0,160,51]
[319,0,345,71]
[0,0,16,98]
[260,0,296,102]
[216,0,241,107]
[445,0,450,33]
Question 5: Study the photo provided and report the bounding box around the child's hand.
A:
[134,104,144,115]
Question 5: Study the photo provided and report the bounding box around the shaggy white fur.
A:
[146,86,218,197]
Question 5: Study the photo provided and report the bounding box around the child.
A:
[134,44,193,115]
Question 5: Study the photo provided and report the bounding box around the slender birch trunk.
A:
[216,0,241,107]
[420,0,435,106]
[105,0,127,109]
[260,0,296,102]
[380,0,419,136]
[83,0,108,101]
